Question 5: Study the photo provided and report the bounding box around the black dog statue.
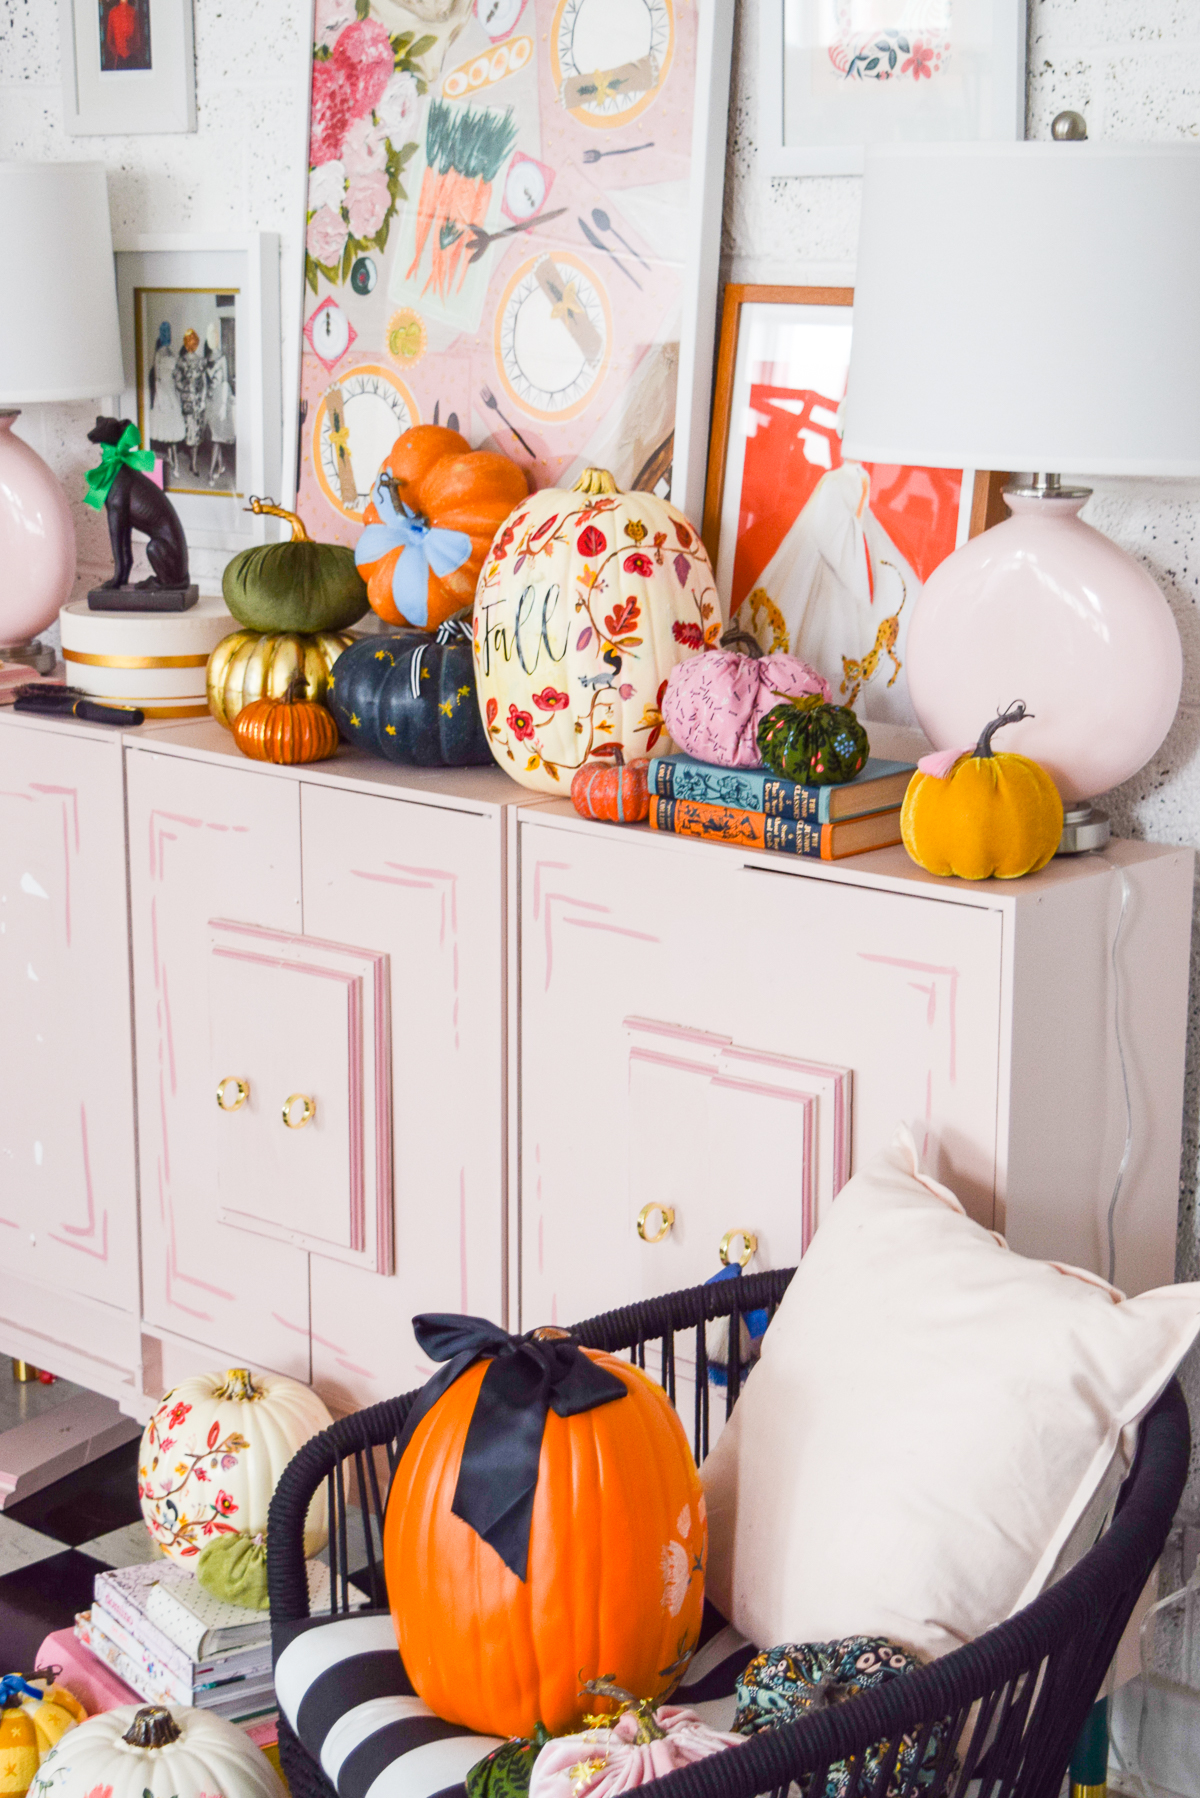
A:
[85,416,197,611]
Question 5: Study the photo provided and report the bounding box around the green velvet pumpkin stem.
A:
[973,700,1032,759]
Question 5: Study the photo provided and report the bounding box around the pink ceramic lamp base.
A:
[0,409,77,669]
[906,491,1182,825]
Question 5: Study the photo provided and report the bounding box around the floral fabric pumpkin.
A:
[528,1699,744,1798]
[473,469,719,795]
[734,1638,948,1798]
[139,1367,332,1563]
[356,425,528,633]
[757,694,870,786]
[30,1705,286,1798]
[662,646,831,769]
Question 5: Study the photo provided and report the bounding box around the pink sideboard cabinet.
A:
[0,712,141,1402]
[122,721,535,1418]
[0,705,1193,1422]
[513,803,1193,1334]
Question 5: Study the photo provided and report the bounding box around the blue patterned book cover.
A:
[647,755,914,821]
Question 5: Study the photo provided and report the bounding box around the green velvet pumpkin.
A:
[222,499,368,634]
[757,693,870,786]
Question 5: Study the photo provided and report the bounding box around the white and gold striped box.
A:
[60,593,235,718]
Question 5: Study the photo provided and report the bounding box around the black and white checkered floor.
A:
[0,1377,156,1668]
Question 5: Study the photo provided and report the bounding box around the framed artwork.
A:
[60,0,196,135]
[293,0,736,548]
[702,284,1007,731]
[114,235,282,556]
[758,0,1025,177]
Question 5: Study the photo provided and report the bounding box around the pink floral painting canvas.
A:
[296,0,710,546]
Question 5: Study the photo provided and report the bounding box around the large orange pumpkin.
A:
[383,1347,706,1739]
[356,426,527,633]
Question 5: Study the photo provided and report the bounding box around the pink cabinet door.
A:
[126,749,312,1378]
[0,722,140,1378]
[209,919,391,1274]
[519,821,1003,1331]
[300,782,505,1414]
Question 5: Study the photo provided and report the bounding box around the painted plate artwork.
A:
[297,0,707,542]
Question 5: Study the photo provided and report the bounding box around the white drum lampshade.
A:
[842,142,1198,825]
[0,162,126,658]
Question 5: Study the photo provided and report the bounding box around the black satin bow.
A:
[394,1314,627,1580]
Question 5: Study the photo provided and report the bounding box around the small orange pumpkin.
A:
[232,672,339,764]
[383,1348,706,1739]
[356,425,528,633]
[571,748,651,824]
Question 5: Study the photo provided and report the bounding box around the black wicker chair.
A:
[268,1269,1189,1798]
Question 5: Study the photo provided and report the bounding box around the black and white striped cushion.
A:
[274,1605,756,1798]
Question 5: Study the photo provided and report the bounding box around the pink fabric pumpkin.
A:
[661,650,832,768]
[529,1705,744,1798]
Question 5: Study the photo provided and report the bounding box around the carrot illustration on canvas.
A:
[407,100,518,298]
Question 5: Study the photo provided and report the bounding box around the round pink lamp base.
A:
[906,494,1182,806]
[0,410,77,654]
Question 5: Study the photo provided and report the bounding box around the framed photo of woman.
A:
[60,0,195,134]
[114,235,283,570]
[702,284,1008,731]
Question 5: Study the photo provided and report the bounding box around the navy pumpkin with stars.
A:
[329,614,493,767]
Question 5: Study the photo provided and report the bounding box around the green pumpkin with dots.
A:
[757,693,870,786]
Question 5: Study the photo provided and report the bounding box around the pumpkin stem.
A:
[769,689,824,712]
[122,1706,182,1748]
[572,469,619,497]
[580,1680,667,1742]
[217,1367,262,1401]
[281,672,311,707]
[245,497,310,543]
[719,623,764,659]
[973,700,1032,758]
[530,1325,573,1341]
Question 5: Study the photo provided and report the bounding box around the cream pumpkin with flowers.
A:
[473,470,719,795]
[138,1367,332,1563]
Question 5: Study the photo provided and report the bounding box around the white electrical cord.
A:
[1103,862,1134,1289]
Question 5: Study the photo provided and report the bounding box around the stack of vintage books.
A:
[75,1559,317,1727]
[646,754,914,860]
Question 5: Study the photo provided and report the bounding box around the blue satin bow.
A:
[0,1674,42,1707]
[355,477,473,628]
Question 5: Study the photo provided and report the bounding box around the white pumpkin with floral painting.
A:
[473,470,720,796]
[138,1368,332,1564]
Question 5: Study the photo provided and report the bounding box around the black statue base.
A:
[87,584,199,612]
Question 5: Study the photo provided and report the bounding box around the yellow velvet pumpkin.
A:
[901,702,1063,880]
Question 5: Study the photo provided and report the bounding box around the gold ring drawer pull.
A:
[720,1229,757,1269]
[282,1093,316,1130]
[216,1076,249,1113]
[637,1202,675,1244]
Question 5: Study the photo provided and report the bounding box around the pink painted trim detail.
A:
[623,1016,732,1052]
[710,1078,816,1250]
[459,1167,468,1312]
[532,860,571,919]
[720,1046,852,1195]
[859,952,959,1082]
[628,1047,719,1083]
[279,1312,380,1381]
[50,1103,110,1260]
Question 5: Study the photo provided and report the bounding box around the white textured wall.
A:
[3,0,1200,1467]
[0,0,308,594]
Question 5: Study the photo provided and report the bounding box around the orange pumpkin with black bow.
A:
[382,1319,706,1739]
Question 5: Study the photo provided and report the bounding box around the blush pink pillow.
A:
[661,652,832,768]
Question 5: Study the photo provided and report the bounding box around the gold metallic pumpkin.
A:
[206,628,355,729]
[901,702,1064,880]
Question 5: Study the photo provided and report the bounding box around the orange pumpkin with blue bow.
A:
[356,427,527,633]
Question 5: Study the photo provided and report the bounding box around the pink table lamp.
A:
[842,133,1200,851]
[0,163,125,670]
